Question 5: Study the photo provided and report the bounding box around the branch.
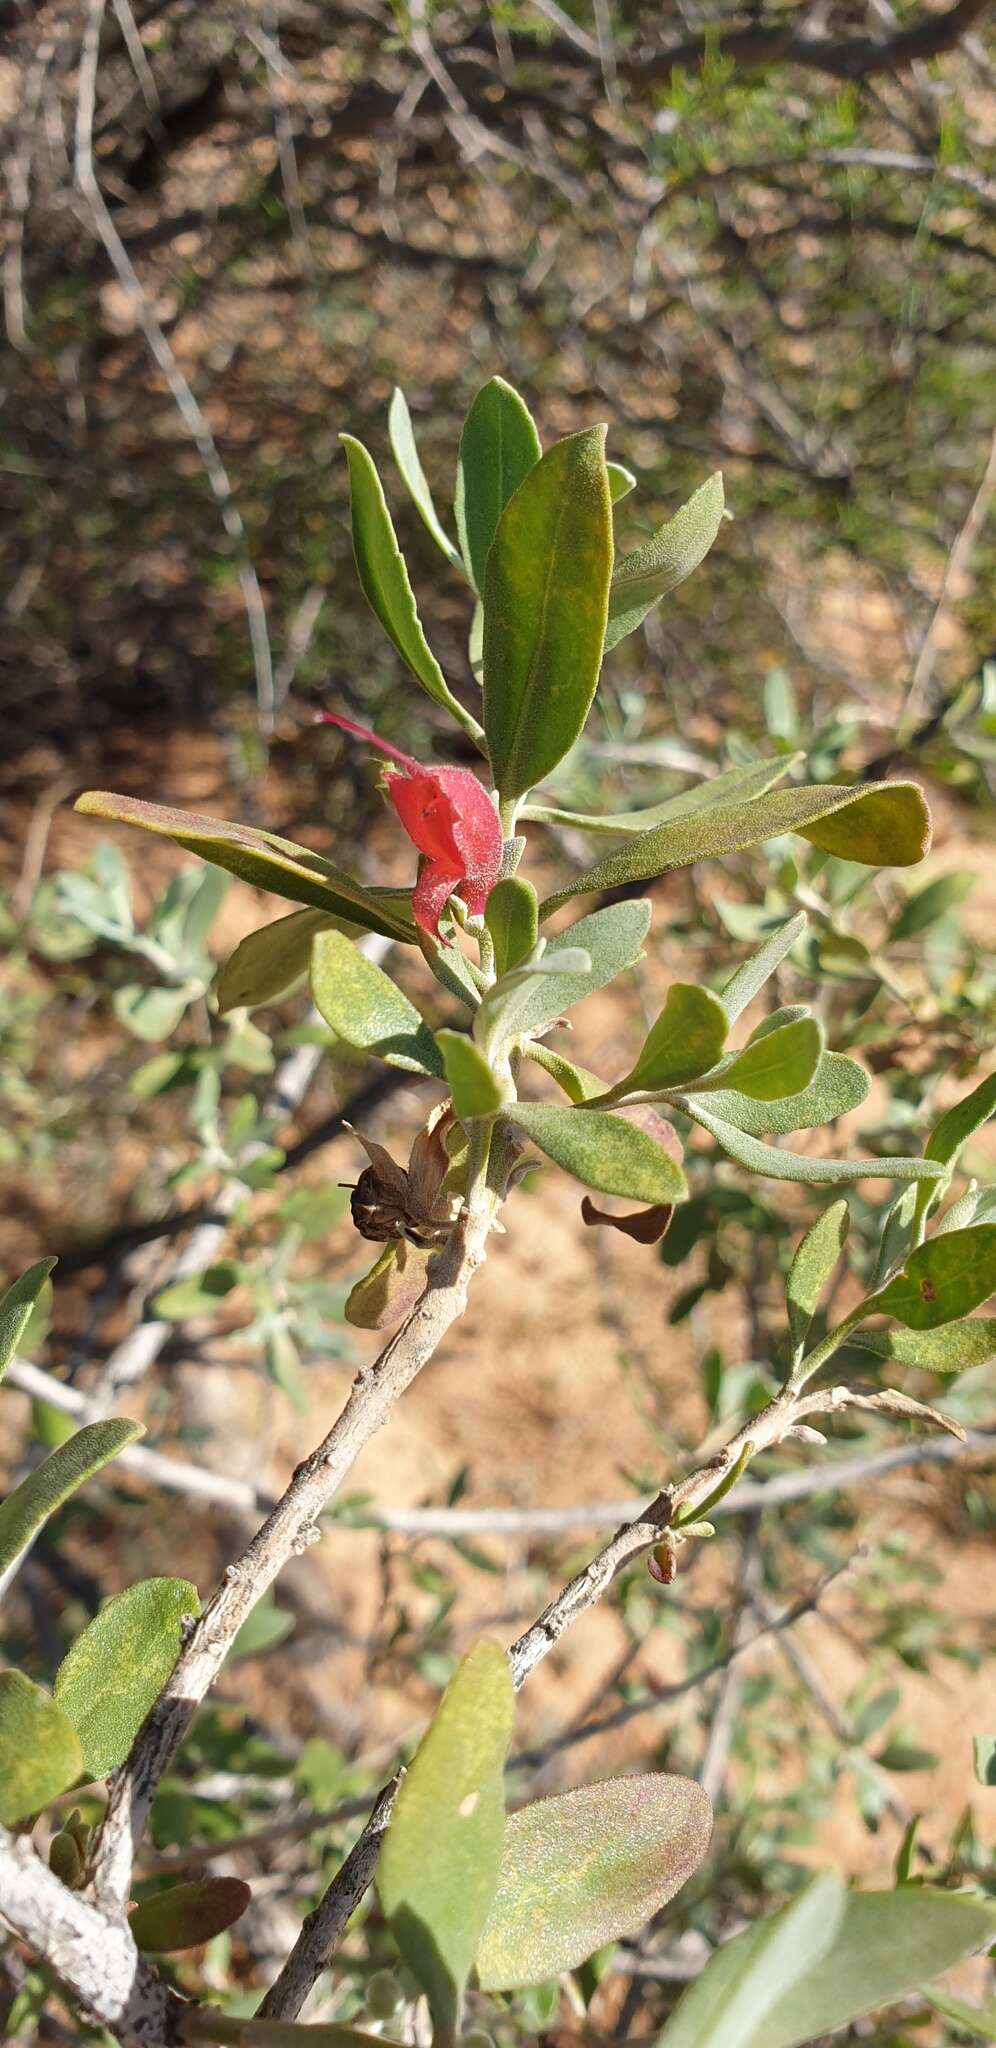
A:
[903,419,996,726]
[257,1775,401,2021]
[0,1826,180,2048]
[83,1192,497,1918]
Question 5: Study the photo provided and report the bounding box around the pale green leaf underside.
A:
[0,1258,56,1385]
[682,1099,943,1186]
[0,1418,143,1578]
[787,1200,849,1349]
[540,780,931,916]
[524,755,799,837]
[721,911,808,1024]
[605,472,725,652]
[477,1775,712,1991]
[217,908,342,1012]
[850,1319,996,1372]
[685,1050,870,1136]
[388,387,463,570]
[657,1873,846,2048]
[341,432,470,728]
[436,1030,507,1118]
[476,900,650,1056]
[509,1102,687,1204]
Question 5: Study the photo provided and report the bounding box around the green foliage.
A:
[618,985,729,1093]
[483,877,538,976]
[311,928,444,1074]
[388,387,463,572]
[483,427,613,802]
[875,1225,996,1329]
[786,1201,849,1350]
[605,473,725,652]
[508,1103,687,1205]
[378,1640,515,2043]
[0,1417,144,1578]
[0,1258,56,1384]
[0,1672,82,1825]
[130,1878,251,1952]
[54,1577,200,1777]
[217,908,339,1012]
[435,1030,509,1118]
[455,376,542,595]
[476,1775,712,1990]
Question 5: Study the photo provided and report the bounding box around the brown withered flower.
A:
[344,1105,465,1330]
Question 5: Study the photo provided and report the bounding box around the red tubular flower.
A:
[319,713,503,937]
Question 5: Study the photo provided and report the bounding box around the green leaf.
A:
[916,1069,996,1224]
[477,1774,712,1991]
[113,984,190,1042]
[620,984,728,1092]
[455,376,542,595]
[484,877,538,976]
[340,434,473,731]
[0,1673,83,1824]
[681,1099,943,1188]
[521,1042,607,1103]
[973,1734,996,1786]
[509,1103,687,1204]
[55,1577,200,1778]
[152,1262,240,1321]
[475,901,650,1060]
[926,1988,996,2040]
[721,913,808,1024]
[540,781,931,916]
[605,473,725,653]
[850,1319,996,1372]
[436,1030,508,1119]
[658,1888,996,2048]
[686,1050,870,1136]
[74,793,417,941]
[0,1419,143,1579]
[699,1016,822,1103]
[345,1239,431,1330]
[0,1259,56,1385]
[130,1877,251,1952]
[890,869,973,940]
[217,909,341,1012]
[311,929,443,1075]
[483,426,613,802]
[787,1201,849,1350]
[524,757,799,837]
[656,1872,845,2048]
[378,1639,515,2042]
[875,1225,996,1329]
[607,460,637,503]
[388,387,463,570]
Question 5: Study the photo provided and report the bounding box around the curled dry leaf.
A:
[345,1106,464,1327]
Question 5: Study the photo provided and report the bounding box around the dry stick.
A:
[74,0,275,735]
[257,1775,401,2022]
[697,1519,761,1806]
[903,419,996,730]
[83,1189,497,1920]
[3,1356,988,1529]
[0,1826,178,2048]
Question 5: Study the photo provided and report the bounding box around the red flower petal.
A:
[412,859,463,936]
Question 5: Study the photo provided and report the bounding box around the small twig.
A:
[258,1775,401,2020]
[74,0,276,735]
[903,419,996,728]
[698,1519,761,1804]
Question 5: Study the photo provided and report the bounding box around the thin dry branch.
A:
[904,420,996,726]
[257,1775,401,2020]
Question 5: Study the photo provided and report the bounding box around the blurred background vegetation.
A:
[1,1,995,2040]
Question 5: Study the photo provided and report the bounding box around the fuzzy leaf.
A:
[436,1031,508,1118]
[341,434,468,725]
[787,1201,849,1350]
[509,1102,687,1205]
[656,1872,845,2048]
[345,1240,430,1330]
[0,1673,83,1825]
[682,1099,943,1187]
[217,909,342,1012]
[388,387,463,570]
[0,1419,143,1579]
[607,460,637,503]
[522,1042,607,1103]
[455,376,542,595]
[0,1259,56,1385]
[130,1877,251,1952]
[477,1775,712,1991]
[720,912,809,1024]
[875,1225,996,1330]
[658,1888,996,2048]
[850,1320,996,1373]
[55,1577,200,1778]
[701,1016,822,1103]
[524,757,798,837]
[916,1070,996,1224]
[688,1050,870,1136]
[605,473,725,652]
[378,1640,515,2042]
[621,985,728,1092]
[484,877,539,976]
[74,793,417,941]
[483,427,613,802]
[475,901,649,1056]
[540,781,931,915]
[311,929,443,1076]
[927,1989,996,2040]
